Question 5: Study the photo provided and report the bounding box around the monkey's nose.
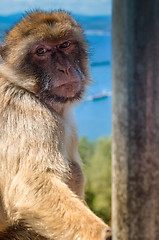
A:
[57,66,71,75]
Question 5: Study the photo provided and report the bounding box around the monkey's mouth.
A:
[40,81,83,104]
[53,81,81,98]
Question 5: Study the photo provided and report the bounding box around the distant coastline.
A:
[0,13,111,40]
[91,61,111,67]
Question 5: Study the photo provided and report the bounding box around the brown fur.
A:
[0,11,111,240]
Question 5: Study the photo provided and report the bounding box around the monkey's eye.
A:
[59,41,71,49]
[36,47,47,55]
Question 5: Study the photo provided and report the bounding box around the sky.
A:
[0,0,112,16]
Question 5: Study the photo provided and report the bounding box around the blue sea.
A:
[74,34,112,140]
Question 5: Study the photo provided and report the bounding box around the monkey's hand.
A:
[102,228,112,240]
[6,171,111,240]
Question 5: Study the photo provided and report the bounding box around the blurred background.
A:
[0,0,112,223]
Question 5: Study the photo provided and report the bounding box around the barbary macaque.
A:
[0,11,112,240]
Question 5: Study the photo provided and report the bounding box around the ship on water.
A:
[86,90,112,101]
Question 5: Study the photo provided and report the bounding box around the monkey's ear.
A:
[0,45,7,60]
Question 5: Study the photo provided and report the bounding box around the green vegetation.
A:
[79,136,111,224]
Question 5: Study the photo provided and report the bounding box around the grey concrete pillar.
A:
[112,1,159,240]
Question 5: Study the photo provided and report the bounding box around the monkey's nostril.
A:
[58,69,65,73]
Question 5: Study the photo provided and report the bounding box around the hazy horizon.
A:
[0,0,112,16]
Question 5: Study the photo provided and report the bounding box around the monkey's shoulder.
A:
[0,80,63,134]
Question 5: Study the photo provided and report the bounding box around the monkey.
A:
[0,11,112,240]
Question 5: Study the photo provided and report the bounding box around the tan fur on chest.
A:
[63,111,85,198]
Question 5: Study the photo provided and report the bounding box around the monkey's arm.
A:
[7,170,110,240]
[0,90,111,240]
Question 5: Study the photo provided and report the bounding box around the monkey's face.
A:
[1,11,90,106]
[28,38,86,103]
